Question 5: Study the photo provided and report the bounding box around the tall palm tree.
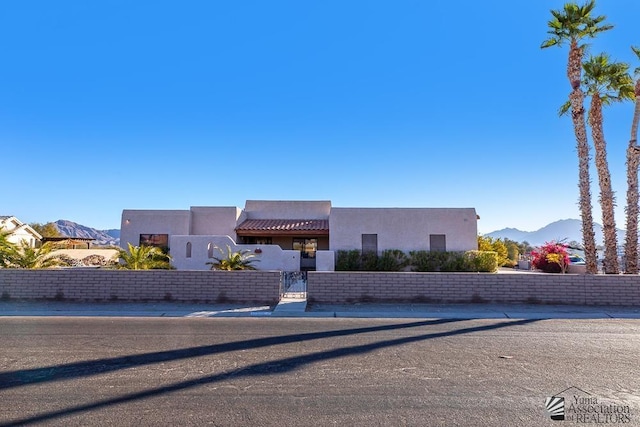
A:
[541,0,613,274]
[624,47,640,274]
[582,54,634,274]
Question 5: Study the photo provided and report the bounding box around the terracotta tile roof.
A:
[236,219,329,235]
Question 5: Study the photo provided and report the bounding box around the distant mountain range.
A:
[485,219,625,247]
[54,220,120,246]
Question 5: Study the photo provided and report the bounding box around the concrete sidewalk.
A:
[1,300,640,319]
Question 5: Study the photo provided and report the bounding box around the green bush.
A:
[377,249,409,271]
[335,250,362,271]
[336,249,409,271]
[464,250,499,272]
[337,249,497,272]
[361,251,379,271]
[440,252,468,272]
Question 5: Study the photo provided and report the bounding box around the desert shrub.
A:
[531,241,569,273]
[409,250,454,272]
[377,249,409,271]
[464,250,499,272]
[360,251,379,271]
[439,252,468,272]
[335,250,362,271]
[336,249,409,271]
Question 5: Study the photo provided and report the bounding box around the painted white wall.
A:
[170,235,300,271]
[316,251,335,271]
[244,200,331,219]
[120,210,190,249]
[329,208,478,253]
[190,207,242,237]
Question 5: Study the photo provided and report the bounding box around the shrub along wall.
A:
[0,269,281,304]
[307,272,640,306]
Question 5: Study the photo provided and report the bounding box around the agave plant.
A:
[117,243,172,270]
[206,245,259,270]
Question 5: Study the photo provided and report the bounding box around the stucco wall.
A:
[169,235,300,271]
[190,206,241,237]
[316,251,335,272]
[244,200,331,219]
[307,272,640,306]
[329,208,478,253]
[120,210,191,248]
[0,269,280,304]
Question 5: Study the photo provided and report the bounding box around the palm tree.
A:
[0,230,15,267]
[541,0,613,274]
[624,47,640,274]
[207,245,259,270]
[581,54,634,274]
[3,242,65,269]
[117,243,172,270]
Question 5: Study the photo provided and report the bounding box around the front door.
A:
[293,238,317,271]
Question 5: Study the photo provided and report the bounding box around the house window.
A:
[207,242,214,258]
[140,234,168,250]
[362,234,378,254]
[186,242,192,258]
[430,234,446,252]
[293,238,317,258]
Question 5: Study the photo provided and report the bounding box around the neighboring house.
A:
[120,200,479,271]
[0,216,42,248]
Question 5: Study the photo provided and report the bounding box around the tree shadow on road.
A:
[0,318,538,426]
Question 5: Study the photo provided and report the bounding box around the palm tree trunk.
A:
[568,40,598,274]
[588,94,619,273]
[624,80,640,274]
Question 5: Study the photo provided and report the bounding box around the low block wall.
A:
[0,269,281,304]
[307,272,640,306]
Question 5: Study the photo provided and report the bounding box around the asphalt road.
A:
[0,317,638,426]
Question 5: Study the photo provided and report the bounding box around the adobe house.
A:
[120,200,478,271]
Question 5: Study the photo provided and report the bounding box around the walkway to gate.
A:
[273,271,307,314]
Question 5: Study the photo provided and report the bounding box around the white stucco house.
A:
[0,216,42,248]
[120,200,479,271]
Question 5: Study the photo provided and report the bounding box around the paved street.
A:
[1,317,638,426]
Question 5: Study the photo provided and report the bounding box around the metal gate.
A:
[280,271,307,299]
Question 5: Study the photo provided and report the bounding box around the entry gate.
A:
[280,271,307,299]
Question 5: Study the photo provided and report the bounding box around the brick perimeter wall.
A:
[0,270,280,304]
[3,270,640,306]
[307,272,640,306]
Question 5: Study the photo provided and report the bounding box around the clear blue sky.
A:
[2,1,639,234]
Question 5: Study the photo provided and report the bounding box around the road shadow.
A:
[0,318,538,426]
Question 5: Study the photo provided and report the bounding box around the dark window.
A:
[362,234,378,254]
[139,234,168,250]
[430,234,446,252]
[186,242,192,258]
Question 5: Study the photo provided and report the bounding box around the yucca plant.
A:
[117,243,172,270]
[207,245,258,270]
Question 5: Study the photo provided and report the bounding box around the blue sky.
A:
[2,1,639,234]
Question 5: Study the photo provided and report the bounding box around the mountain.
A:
[485,219,625,247]
[54,220,120,246]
